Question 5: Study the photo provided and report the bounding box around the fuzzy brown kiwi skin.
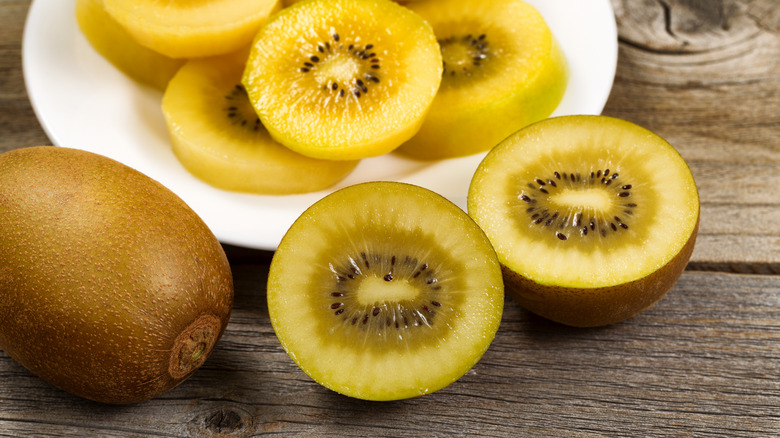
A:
[503,217,699,328]
[0,146,233,404]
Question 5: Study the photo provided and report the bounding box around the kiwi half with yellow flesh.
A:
[162,51,358,195]
[102,0,281,58]
[268,182,503,400]
[468,115,699,327]
[0,146,233,404]
[75,0,184,90]
[242,0,442,160]
[395,0,568,160]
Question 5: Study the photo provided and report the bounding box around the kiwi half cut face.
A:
[162,51,358,195]
[242,0,442,160]
[268,182,504,400]
[468,115,700,327]
[395,0,568,160]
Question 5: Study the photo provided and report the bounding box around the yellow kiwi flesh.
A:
[103,0,281,58]
[468,116,699,327]
[75,0,184,90]
[396,0,568,160]
[162,51,358,194]
[0,147,233,403]
[268,182,504,400]
[242,0,442,160]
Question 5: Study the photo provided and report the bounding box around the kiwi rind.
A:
[268,181,503,400]
[503,218,698,327]
[0,146,233,403]
[468,115,700,327]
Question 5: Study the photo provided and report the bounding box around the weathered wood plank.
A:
[0,270,778,437]
[604,0,780,271]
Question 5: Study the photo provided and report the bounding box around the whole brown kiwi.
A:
[0,146,233,404]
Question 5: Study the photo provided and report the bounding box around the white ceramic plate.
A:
[23,0,617,251]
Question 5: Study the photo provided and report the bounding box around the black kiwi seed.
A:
[224,84,262,132]
[297,33,382,100]
[328,252,449,333]
[519,167,636,241]
[439,33,490,77]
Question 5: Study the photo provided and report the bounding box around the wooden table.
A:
[1,0,779,435]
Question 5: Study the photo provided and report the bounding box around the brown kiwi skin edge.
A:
[503,216,699,328]
[0,146,233,404]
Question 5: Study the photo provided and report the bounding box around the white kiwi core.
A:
[356,276,420,305]
[314,53,360,88]
[550,188,612,211]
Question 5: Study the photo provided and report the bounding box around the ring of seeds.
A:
[326,251,452,336]
[440,33,489,78]
[518,167,638,241]
[298,32,382,100]
[224,84,261,131]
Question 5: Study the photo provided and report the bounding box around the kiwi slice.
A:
[268,182,503,400]
[102,0,281,58]
[395,0,568,160]
[75,0,184,90]
[468,115,700,327]
[162,51,358,194]
[242,0,442,160]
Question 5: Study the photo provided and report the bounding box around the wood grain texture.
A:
[1,269,778,437]
[1,0,779,436]
[603,0,780,271]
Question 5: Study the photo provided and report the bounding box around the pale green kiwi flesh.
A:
[268,182,504,400]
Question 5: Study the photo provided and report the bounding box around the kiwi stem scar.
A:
[168,314,220,380]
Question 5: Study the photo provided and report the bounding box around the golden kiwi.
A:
[468,116,699,327]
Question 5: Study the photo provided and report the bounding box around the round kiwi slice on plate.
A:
[242,0,442,160]
[162,51,358,195]
[267,182,504,400]
[468,115,699,327]
[395,0,569,160]
[102,0,281,58]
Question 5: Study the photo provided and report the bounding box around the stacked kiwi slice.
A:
[102,0,282,58]
[241,0,443,160]
[395,0,569,160]
[161,51,358,194]
[75,0,185,90]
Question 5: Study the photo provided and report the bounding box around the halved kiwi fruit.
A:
[162,51,358,194]
[75,0,184,90]
[395,0,568,160]
[468,115,699,327]
[268,182,504,400]
[242,0,442,160]
[102,0,281,58]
